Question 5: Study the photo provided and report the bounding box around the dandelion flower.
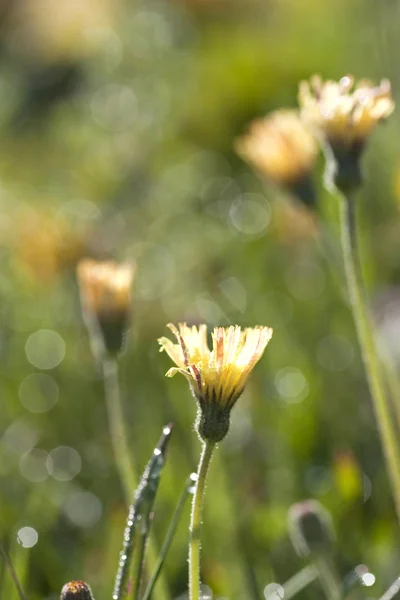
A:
[299,75,394,191]
[159,323,273,441]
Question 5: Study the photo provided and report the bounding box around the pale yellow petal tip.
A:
[157,337,167,352]
[165,367,179,378]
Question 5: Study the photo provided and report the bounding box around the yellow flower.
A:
[159,323,273,441]
[299,75,394,150]
[77,259,136,357]
[235,110,318,187]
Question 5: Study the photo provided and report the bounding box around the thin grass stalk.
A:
[189,441,215,600]
[313,555,342,600]
[142,474,193,600]
[338,192,400,521]
[282,565,318,600]
[102,359,170,600]
[379,576,400,600]
[0,541,27,600]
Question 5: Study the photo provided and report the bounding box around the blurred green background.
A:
[1,0,400,598]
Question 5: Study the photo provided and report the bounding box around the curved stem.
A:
[102,359,170,600]
[189,441,215,600]
[339,193,400,521]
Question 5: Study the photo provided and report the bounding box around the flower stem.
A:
[142,475,192,600]
[339,192,400,521]
[313,555,342,600]
[102,359,170,600]
[103,359,137,498]
[189,441,215,600]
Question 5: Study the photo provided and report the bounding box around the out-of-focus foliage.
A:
[1,0,400,598]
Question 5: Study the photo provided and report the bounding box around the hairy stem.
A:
[339,193,400,521]
[189,441,215,600]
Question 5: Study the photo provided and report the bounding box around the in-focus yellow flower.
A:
[77,259,135,357]
[299,75,394,152]
[236,110,318,187]
[159,323,273,441]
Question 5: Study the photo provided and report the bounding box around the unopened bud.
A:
[77,259,135,359]
[60,580,94,600]
[288,499,335,558]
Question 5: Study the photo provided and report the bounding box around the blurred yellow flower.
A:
[13,211,84,285]
[299,75,394,151]
[235,110,318,187]
[77,259,136,357]
[159,323,272,440]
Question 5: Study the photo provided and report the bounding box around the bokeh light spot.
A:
[361,572,375,587]
[19,449,49,482]
[1,420,39,457]
[19,373,59,413]
[275,367,309,403]
[229,193,271,237]
[264,583,284,600]
[47,446,82,481]
[17,527,38,548]
[25,330,66,370]
[64,490,102,528]
[91,84,137,131]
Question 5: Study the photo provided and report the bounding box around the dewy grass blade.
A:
[112,424,173,600]
[141,474,195,600]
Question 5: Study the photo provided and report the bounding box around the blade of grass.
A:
[283,565,318,600]
[141,474,195,600]
[379,576,400,600]
[112,424,173,600]
[0,540,28,600]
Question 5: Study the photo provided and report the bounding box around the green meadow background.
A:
[1,0,400,598]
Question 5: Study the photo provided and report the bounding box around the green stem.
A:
[102,359,170,600]
[103,359,137,499]
[339,193,400,521]
[142,475,192,600]
[189,441,215,600]
[282,565,318,600]
[313,555,342,600]
[0,542,27,600]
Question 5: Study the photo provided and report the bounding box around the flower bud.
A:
[235,110,318,209]
[77,259,135,359]
[288,499,335,558]
[60,581,94,600]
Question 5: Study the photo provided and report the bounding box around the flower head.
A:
[158,323,273,441]
[235,110,318,207]
[299,75,394,148]
[299,75,394,191]
[77,259,135,358]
